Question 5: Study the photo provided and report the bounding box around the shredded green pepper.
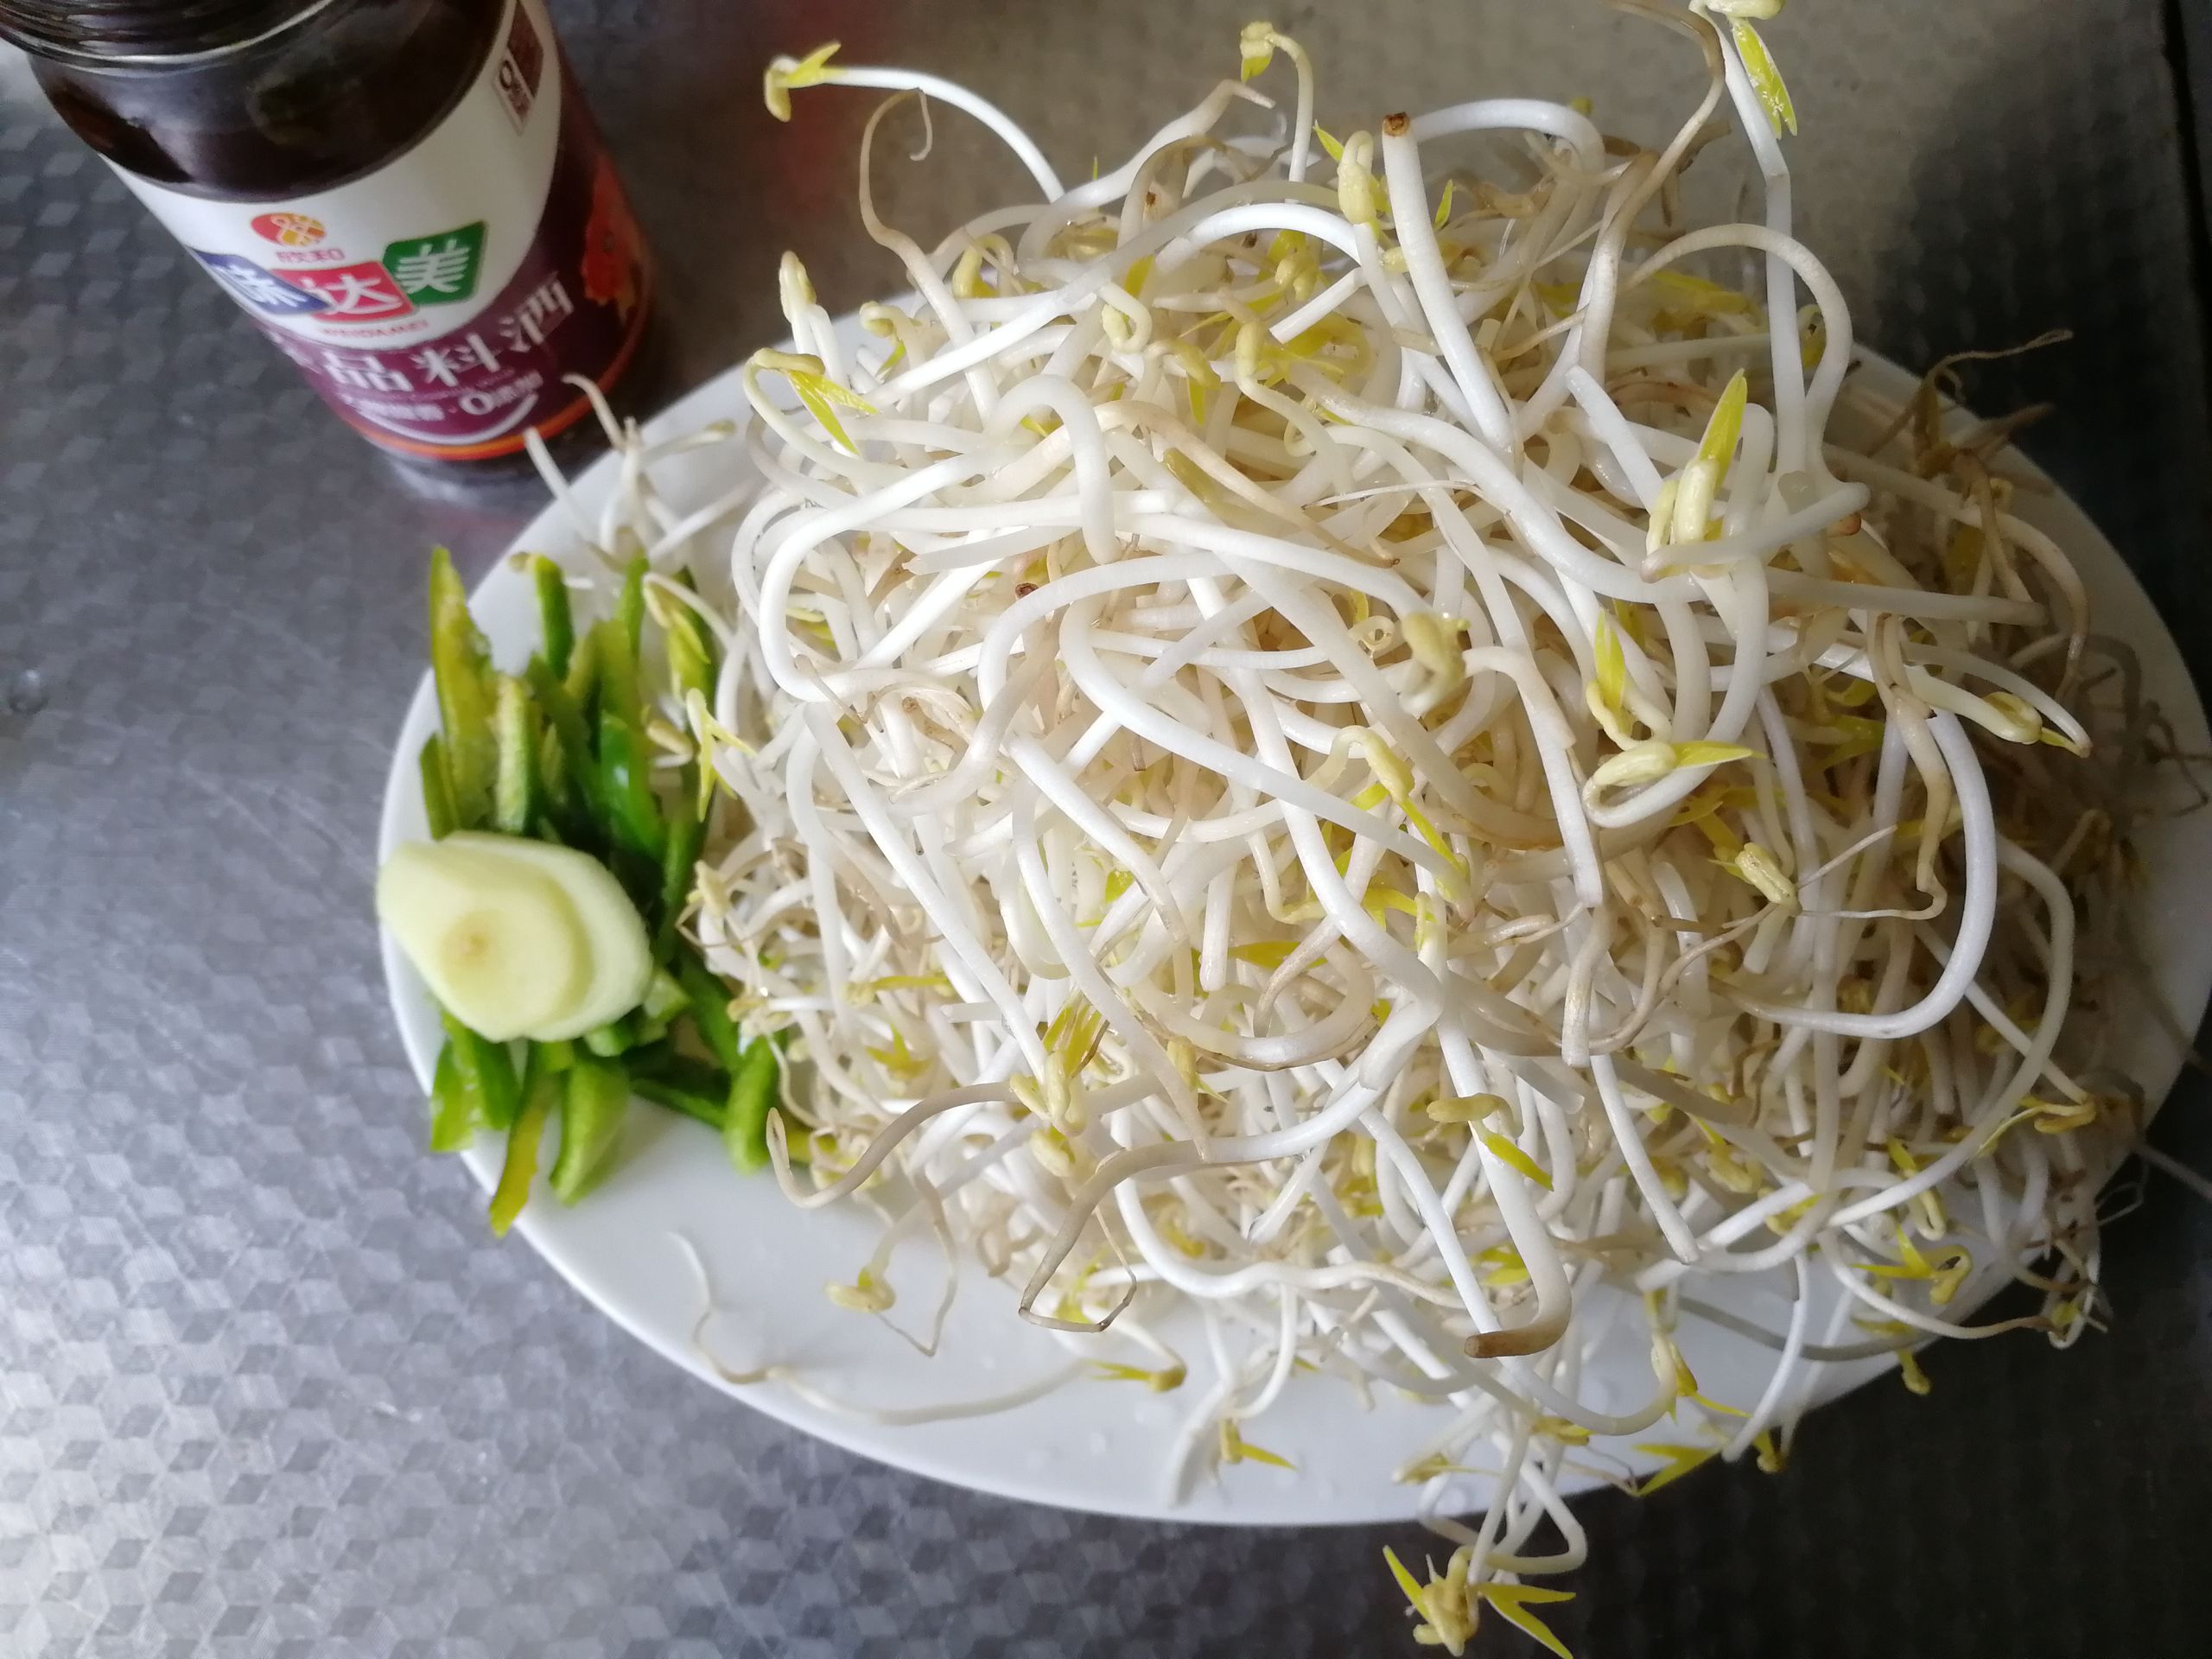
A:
[524,655,594,843]
[411,546,789,1217]
[552,1056,631,1203]
[428,547,497,830]
[596,708,667,862]
[724,1036,782,1172]
[629,1049,732,1129]
[418,734,457,842]
[656,791,706,961]
[582,1015,640,1058]
[641,969,688,1023]
[429,1041,474,1152]
[531,554,575,681]
[589,615,643,732]
[562,620,601,709]
[493,673,537,837]
[533,721,581,843]
[676,950,743,1072]
[490,1056,558,1236]
[440,1011,520,1132]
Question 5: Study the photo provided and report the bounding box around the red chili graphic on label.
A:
[582,156,644,321]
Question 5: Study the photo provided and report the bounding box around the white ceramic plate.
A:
[378,326,2212,1525]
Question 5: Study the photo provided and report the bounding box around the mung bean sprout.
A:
[533,3,2189,1649]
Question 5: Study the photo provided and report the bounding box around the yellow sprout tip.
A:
[1238,22,1276,79]
[1731,18,1797,137]
[763,41,843,122]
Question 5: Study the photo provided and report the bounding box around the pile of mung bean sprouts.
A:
[531,3,2187,1648]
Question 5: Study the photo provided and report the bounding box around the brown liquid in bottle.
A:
[2,0,661,477]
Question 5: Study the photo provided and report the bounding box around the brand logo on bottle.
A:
[251,213,328,249]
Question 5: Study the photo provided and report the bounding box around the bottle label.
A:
[106,0,652,461]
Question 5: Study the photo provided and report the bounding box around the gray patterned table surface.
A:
[5,3,2212,1655]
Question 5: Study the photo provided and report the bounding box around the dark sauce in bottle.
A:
[1,0,660,477]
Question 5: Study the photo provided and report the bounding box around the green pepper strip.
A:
[419,734,457,841]
[629,1026,807,1164]
[590,616,642,730]
[724,1037,781,1172]
[656,790,705,961]
[676,950,743,1071]
[552,1056,631,1204]
[429,1041,474,1152]
[525,652,602,853]
[628,1048,731,1130]
[428,547,498,830]
[489,1056,559,1236]
[642,969,688,1022]
[440,1011,520,1131]
[563,618,601,710]
[570,975,671,1065]
[597,707,667,863]
[528,652,592,760]
[582,1015,639,1058]
[531,555,575,682]
[632,1076,723,1128]
[533,721,579,844]
[493,673,537,837]
[582,602,665,886]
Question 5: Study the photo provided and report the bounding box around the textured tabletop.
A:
[4,2,2212,1655]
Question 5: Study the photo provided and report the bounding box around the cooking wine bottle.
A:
[0,0,658,473]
